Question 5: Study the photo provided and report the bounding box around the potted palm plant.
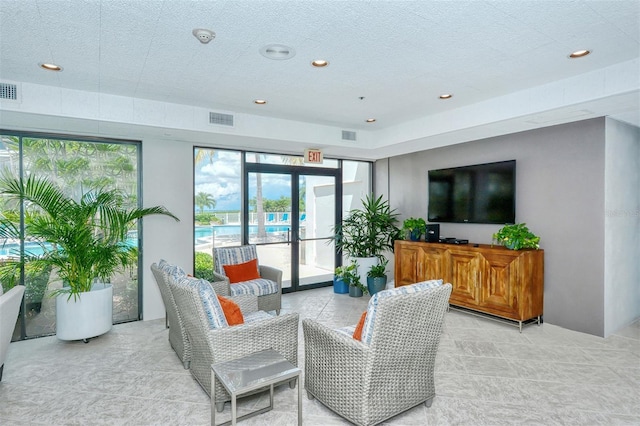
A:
[333,194,401,282]
[0,173,179,342]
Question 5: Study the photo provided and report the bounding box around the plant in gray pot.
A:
[0,172,179,342]
[366,259,388,295]
[348,272,367,298]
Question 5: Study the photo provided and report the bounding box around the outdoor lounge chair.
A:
[303,281,452,426]
[213,245,282,314]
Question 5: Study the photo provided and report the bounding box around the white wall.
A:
[604,118,640,336]
[141,138,195,320]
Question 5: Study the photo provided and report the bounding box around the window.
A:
[0,132,141,340]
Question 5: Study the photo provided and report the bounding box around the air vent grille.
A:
[209,111,234,127]
[342,130,357,141]
[0,82,18,100]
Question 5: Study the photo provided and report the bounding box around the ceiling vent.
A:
[0,82,19,102]
[209,111,234,127]
[342,130,357,141]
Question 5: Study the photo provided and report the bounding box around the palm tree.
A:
[195,191,216,213]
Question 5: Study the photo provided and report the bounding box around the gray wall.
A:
[604,119,640,336]
[384,118,611,336]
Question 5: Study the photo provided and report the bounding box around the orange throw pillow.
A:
[223,258,260,283]
[217,295,244,326]
[353,311,367,341]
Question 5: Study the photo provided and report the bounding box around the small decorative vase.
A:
[333,277,349,294]
[409,230,421,241]
[349,286,363,297]
[367,276,387,295]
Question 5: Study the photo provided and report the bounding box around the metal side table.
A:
[211,349,301,426]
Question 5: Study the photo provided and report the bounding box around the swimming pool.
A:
[194,225,292,239]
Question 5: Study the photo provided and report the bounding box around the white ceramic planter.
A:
[353,257,378,288]
[56,283,113,341]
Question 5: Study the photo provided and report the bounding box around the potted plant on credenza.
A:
[402,217,427,241]
[0,172,179,342]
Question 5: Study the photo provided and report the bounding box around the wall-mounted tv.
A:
[428,160,516,224]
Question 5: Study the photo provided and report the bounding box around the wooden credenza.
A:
[394,240,544,328]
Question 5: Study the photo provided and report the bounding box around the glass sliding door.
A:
[0,133,141,340]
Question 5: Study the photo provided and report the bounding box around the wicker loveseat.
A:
[303,281,452,426]
[151,260,228,369]
[213,245,282,314]
[167,271,299,412]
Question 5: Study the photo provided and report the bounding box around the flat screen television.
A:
[428,160,516,224]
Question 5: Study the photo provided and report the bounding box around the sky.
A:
[194,150,292,211]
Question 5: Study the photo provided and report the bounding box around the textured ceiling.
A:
[0,0,639,148]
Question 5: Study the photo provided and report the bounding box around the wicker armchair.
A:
[213,245,282,314]
[151,261,227,369]
[168,273,299,412]
[303,282,452,426]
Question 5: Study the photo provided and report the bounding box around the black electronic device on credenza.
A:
[427,160,516,224]
[425,224,439,242]
[439,237,469,245]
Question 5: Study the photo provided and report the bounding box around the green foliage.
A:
[334,261,367,294]
[333,194,401,258]
[195,212,221,225]
[402,217,427,239]
[194,251,215,281]
[492,223,540,250]
[367,259,388,278]
[0,172,179,298]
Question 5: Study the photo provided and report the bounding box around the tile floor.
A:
[1,286,639,425]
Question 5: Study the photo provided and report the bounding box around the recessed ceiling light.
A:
[259,44,296,60]
[365,118,376,123]
[39,63,62,71]
[569,49,591,58]
[254,99,267,105]
[311,60,329,67]
[439,94,453,99]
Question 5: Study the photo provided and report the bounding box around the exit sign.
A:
[304,149,323,164]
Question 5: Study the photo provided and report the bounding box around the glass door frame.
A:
[243,161,342,293]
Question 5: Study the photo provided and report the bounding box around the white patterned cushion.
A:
[229,278,279,296]
[158,259,187,280]
[360,279,443,346]
[244,310,274,324]
[336,325,357,338]
[213,245,259,277]
[171,275,228,329]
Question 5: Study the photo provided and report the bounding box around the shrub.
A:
[194,251,215,281]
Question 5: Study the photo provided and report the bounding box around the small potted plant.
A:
[333,262,356,294]
[366,258,388,295]
[402,217,427,241]
[348,272,368,298]
[492,223,540,250]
